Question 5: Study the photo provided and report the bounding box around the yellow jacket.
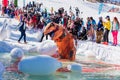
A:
[103,20,111,30]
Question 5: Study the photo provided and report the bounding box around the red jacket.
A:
[32,15,37,23]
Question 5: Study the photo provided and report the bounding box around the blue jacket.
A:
[92,19,96,30]
[18,21,26,32]
[87,21,91,30]
[97,20,104,31]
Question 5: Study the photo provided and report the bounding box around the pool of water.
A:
[3,71,120,80]
[1,53,120,80]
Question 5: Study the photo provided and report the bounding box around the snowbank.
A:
[0,41,13,53]
[37,40,57,56]
[28,40,58,56]
[77,41,120,64]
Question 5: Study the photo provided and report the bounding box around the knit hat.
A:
[105,16,110,19]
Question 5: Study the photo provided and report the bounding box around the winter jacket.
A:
[71,15,75,21]
[37,21,44,29]
[91,19,96,30]
[18,21,26,32]
[32,15,37,23]
[97,20,104,31]
[87,21,91,30]
[103,20,111,30]
[111,22,119,31]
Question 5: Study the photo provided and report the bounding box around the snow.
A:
[0,41,13,53]
[76,41,120,64]
[0,0,120,65]
[37,40,58,56]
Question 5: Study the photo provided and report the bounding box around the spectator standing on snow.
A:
[51,7,54,14]
[90,17,96,41]
[69,6,72,12]
[1,7,5,16]
[96,17,104,43]
[86,17,94,41]
[75,7,80,17]
[90,17,97,30]
[0,4,1,11]
[44,8,47,18]
[39,18,48,42]
[78,27,87,40]
[74,17,82,38]
[111,17,120,46]
[102,16,111,45]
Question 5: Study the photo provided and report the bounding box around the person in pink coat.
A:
[111,17,120,46]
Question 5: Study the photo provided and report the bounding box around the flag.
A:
[23,0,25,7]
[98,3,104,15]
[14,0,17,7]
[2,0,8,7]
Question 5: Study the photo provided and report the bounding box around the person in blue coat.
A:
[96,17,104,43]
[18,18,27,44]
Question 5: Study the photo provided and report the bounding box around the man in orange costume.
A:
[44,22,76,61]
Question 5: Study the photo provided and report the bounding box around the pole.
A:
[14,0,18,7]
[23,0,25,7]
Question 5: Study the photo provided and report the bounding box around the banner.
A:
[98,3,104,15]
[23,0,25,7]
[2,0,8,7]
[14,0,18,7]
